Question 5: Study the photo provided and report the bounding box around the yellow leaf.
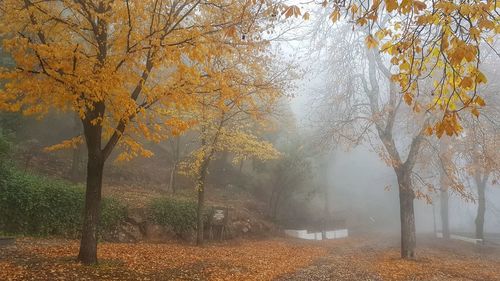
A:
[424,126,433,136]
[435,122,444,138]
[476,71,487,84]
[471,107,479,118]
[459,77,473,89]
[357,17,368,26]
[284,6,293,18]
[400,60,410,71]
[403,93,413,105]
[375,30,386,40]
[385,0,398,12]
[351,4,358,15]
[413,1,427,11]
[470,27,480,40]
[330,9,340,23]
[365,35,378,49]
[478,19,495,30]
[475,96,486,107]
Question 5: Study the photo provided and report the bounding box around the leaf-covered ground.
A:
[0,238,326,281]
[1,236,500,280]
[279,236,500,281]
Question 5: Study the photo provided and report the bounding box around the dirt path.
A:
[277,234,500,281]
[277,238,384,281]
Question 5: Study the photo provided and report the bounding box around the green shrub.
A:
[0,167,126,238]
[148,197,198,236]
[100,197,127,236]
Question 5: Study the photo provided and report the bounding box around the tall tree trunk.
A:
[77,13,110,265]
[196,182,205,245]
[368,48,423,260]
[440,187,450,239]
[78,102,107,265]
[196,115,224,246]
[78,124,104,264]
[475,179,486,240]
[397,170,416,259]
[196,159,209,246]
[439,139,450,239]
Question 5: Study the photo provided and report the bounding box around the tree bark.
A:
[440,186,450,239]
[78,117,104,265]
[78,151,104,264]
[196,160,209,246]
[195,116,224,246]
[475,179,486,240]
[439,139,450,239]
[196,183,205,245]
[397,170,416,259]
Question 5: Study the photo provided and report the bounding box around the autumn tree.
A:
[173,4,294,244]
[463,121,499,240]
[425,136,465,240]
[432,107,500,241]
[285,0,499,133]
[0,0,282,264]
[458,55,500,240]
[179,34,288,244]
[310,21,444,258]
[428,50,500,240]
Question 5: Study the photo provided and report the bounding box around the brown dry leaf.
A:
[0,238,326,281]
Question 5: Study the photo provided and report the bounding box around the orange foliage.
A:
[0,239,326,281]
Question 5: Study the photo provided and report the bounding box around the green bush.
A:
[0,167,126,238]
[100,197,127,236]
[148,197,198,236]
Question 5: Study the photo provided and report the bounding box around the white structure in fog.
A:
[284,229,348,240]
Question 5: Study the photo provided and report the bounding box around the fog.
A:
[298,142,500,235]
[288,80,500,237]
[281,13,500,240]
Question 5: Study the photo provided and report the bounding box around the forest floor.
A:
[1,235,500,281]
[278,234,500,281]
